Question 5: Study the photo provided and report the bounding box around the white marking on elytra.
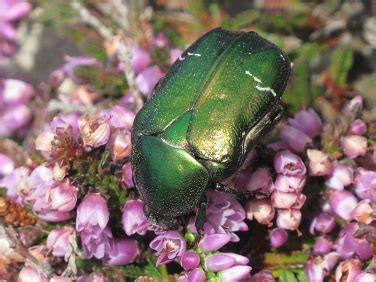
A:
[255,85,277,97]
[187,52,201,57]
[178,55,185,61]
[245,70,262,83]
[279,54,286,61]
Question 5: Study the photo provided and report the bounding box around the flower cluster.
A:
[0,0,31,58]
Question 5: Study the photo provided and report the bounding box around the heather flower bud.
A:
[107,130,132,161]
[354,169,376,202]
[76,194,109,231]
[221,253,249,265]
[350,200,374,224]
[354,272,376,282]
[0,166,29,202]
[350,119,367,135]
[307,149,331,176]
[106,239,138,266]
[251,270,275,282]
[335,259,361,282]
[325,162,353,190]
[106,105,135,131]
[313,236,333,254]
[305,253,340,282]
[130,46,152,74]
[246,167,272,193]
[187,268,205,282]
[310,213,336,234]
[198,234,231,252]
[270,228,288,248]
[78,115,111,148]
[46,226,74,257]
[122,162,134,188]
[49,181,78,212]
[280,125,312,152]
[274,175,306,193]
[274,150,306,176]
[219,265,252,282]
[329,190,358,221]
[169,48,183,64]
[149,231,186,265]
[343,95,363,114]
[180,251,200,270]
[341,135,368,159]
[271,190,298,209]
[288,108,322,138]
[276,209,302,230]
[18,266,48,282]
[0,153,14,176]
[246,199,275,225]
[135,66,164,96]
[121,199,149,236]
[205,254,236,272]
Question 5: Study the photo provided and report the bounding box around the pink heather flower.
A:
[80,226,113,259]
[0,104,32,137]
[307,149,332,176]
[0,153,14,176]
[350,200,374,224]
[122,162,134,188]
[205,254,236,272]
[221,253,249,265]
[18,266,48,282]
[325,162,353,190]
[204,191,248,242]
[35,132,55,158]
[106,239,138,266]
[135,65,164,96]
[48,181,78,212]
[76,194,113,258]
[121,199,149,236]
[246,167,273,193]
[313,236,333,254]
[287,108,322,138]
[280,125,312,153]
[76,194,109,232]
[354,168,376,202]
[187,268,206,282]
[354,272,376,282]
[335,259,362,282]
[270,228,288,248]
[77,273,106,282]
[26,164,54,203]
[350,119,367,135]
[152,32,169,48]
[343,95,363,114]
[46,226,74,257]
[105,105,135,131]
[107,130,132,161]
[198,233,232,252]
[37,210,71,222]
[305,254,339,282]
[130,47,152,74]
[50,114,80,138]
[329,190,358,221]
[271,190,298,209]
[341,135,368,159]
[50,276,72,282]
[149,231,186,265]
[0,79,33,105]
[0,166,29,202]
[180,251,200,270]
[276,209,302,230]
[169,48,183,64]
[274,150,306,176]
[310,213,336,234]
[335,223,372,261]
[60,55,99,84]
[251,270,275,282]
[219,265,252,282]
[245,199,275,225]
[78,115,111,148]
[273,175,306,193]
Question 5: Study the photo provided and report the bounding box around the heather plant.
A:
[0,1,375,281]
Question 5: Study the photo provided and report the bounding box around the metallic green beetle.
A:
[131,28,291,229]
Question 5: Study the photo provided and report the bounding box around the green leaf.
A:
[329,45,353,87]
[294,268,308,282]
[278,269,298,282]
[122,264,145,278]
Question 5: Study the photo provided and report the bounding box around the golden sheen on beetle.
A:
[131,28,291,229]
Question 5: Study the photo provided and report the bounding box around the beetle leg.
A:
[194,196,207,234]
[214,183,269,200]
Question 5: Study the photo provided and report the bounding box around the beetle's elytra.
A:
[131,28,291,229]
